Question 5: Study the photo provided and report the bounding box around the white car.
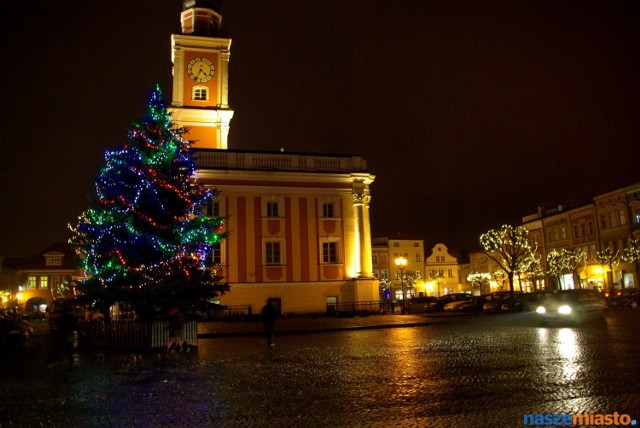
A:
[536,289,607,324]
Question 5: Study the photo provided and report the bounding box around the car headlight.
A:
[558,305,572,315]
[536,306,546,314]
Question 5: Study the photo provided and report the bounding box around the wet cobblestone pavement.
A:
[1,311,639,427]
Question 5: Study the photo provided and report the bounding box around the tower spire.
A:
[181,0,223,36]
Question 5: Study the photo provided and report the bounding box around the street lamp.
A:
[395,256,407,314]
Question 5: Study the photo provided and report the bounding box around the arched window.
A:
[192,86,208,101]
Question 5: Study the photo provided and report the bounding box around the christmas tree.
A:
[70,86,228,320]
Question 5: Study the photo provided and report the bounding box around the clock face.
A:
[187,57,214,83]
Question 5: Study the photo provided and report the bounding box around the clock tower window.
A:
[193,86,208,101]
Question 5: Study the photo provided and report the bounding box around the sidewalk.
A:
[197,313,460,338]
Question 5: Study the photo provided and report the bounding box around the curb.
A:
[198,319,454,339]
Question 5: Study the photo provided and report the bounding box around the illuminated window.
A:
[634,208,640,224]
[265,242,281,265]
[192,86,208,101]
[27,276,37,289]
[322,242,338,263]
[266,202,279,217]
[40,276,48,289]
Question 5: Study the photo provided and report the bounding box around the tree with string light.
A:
[70,86,228,321]
[623,238,640,288]
[480,225,537,312]
[596,247,621,290]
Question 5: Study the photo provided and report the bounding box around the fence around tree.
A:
[82,319,198,351]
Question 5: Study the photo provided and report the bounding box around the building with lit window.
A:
[1,243,83,314]
[424,243,471,296]
[168,1,378,314]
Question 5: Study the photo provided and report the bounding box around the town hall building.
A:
[169,0,379,314]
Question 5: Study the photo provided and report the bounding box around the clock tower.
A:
[170,0,233,149]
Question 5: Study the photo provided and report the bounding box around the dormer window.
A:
[193,86,208,101]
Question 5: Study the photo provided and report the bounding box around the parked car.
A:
[608,288,640,309]
[482,291,518,313]
[443,298,473,312]
[500,291,553,313]
[48,297,96,333]
[535,289,607,324]
[407,297,438,314]
[0,315,34,349]
[426,293,471,312]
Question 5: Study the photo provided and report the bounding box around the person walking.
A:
[166,307,185,352]
[261,300,278,348]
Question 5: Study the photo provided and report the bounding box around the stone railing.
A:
[194,149,368,173]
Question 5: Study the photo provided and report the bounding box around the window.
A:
[372,254,378,264]
[27,276,37,289]
[322,242,338,263]
[413,242,420,247]
[51,276,60,290]
[267,202,279,217]
[415,254,421,262]
[206,200,220,217]
[380,270,388,279]
[212,242,222,264]
[619,210,626,226]
[393,242,400,247]
[588,221,594,236]
[322,203,334,218]
[192,86,208,101]
[448,269,453,278]
[40,276,48,289]
[580,223,585,237]
[600,215,607,229]
[634,208,640,225]
[46,257,62,266]
[265,242,281,265]
[573,225,578,238]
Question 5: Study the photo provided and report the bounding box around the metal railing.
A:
[327,301,384,317]
[83,319,198,350]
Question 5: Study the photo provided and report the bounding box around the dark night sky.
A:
[1,0,639,257]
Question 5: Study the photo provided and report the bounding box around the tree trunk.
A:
[508,272,515,313]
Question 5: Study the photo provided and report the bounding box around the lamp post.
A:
[395,256,407,314]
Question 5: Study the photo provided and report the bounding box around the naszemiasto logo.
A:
[523,412,635,426]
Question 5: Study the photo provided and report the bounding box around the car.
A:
[426,293,471,312]
[0,316,34,349]
[48,297,95,333]
[482,291,517,313]
[608,288,640,309]
[500,291,553,313]
[535,289,607,324]
[443,298,473,312]
[407,297,438,314]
